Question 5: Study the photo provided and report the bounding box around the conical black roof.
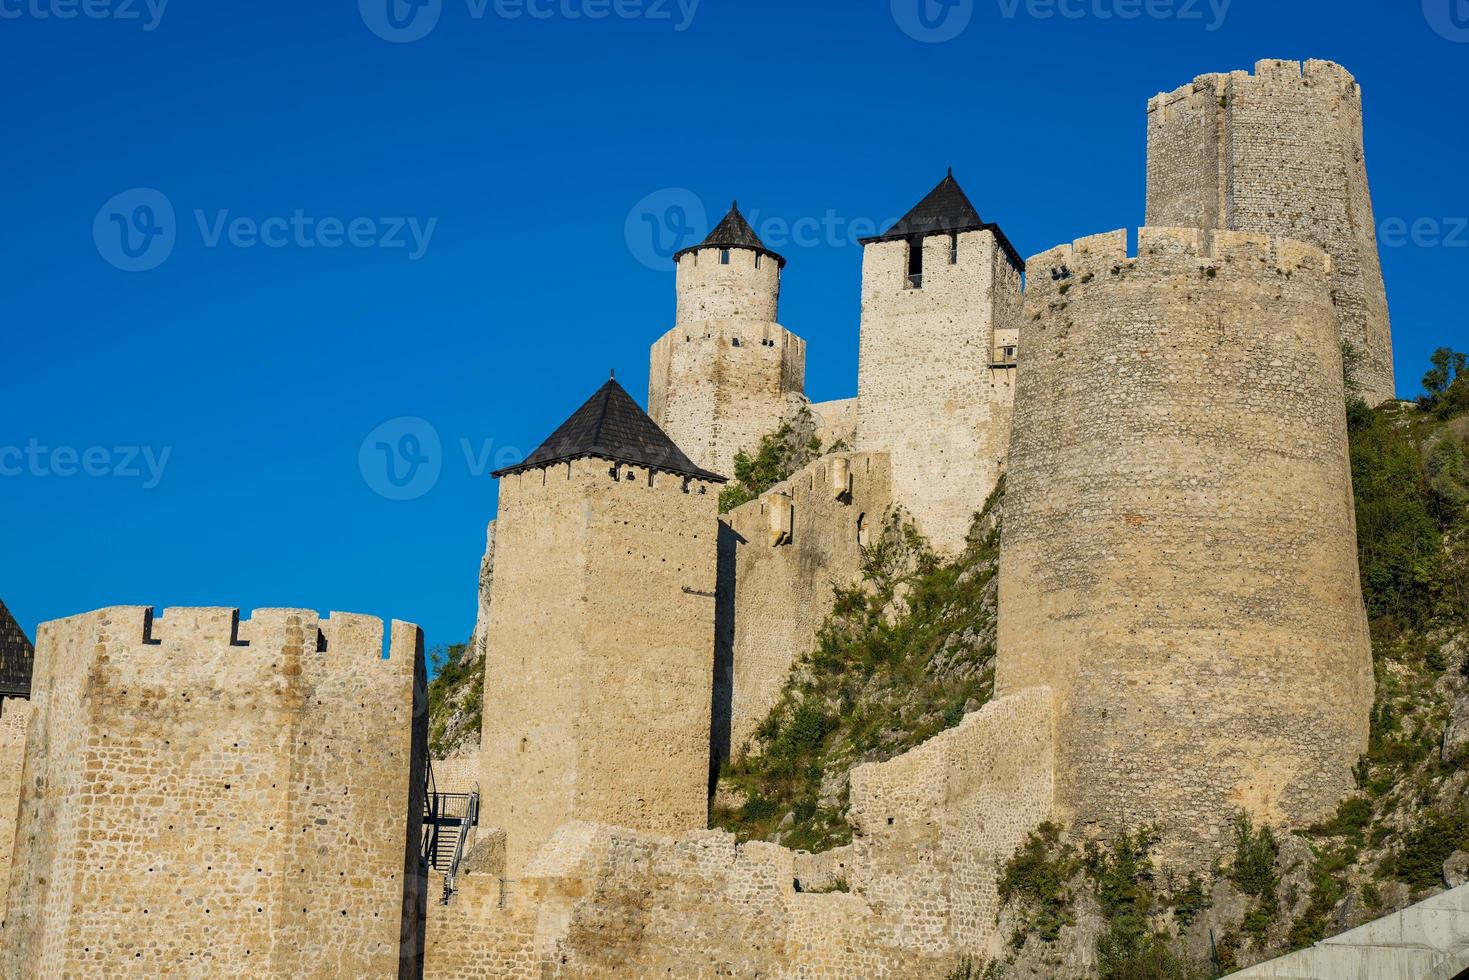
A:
[0,598,34,700]
[861,171,1023,270]
[674,201,786,268]
[492,378,726,482]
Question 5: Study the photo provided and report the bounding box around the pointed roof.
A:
[673,201,786,268]
[861,171,1024,270]
[492,378,727,483]
[0,598,34,700]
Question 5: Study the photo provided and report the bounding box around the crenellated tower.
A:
[854,172,1023,554]
[649,202,806,478]
[1147,59,1395,404]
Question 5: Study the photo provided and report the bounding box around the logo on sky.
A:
[625,189,708,272]
[1425,0,1469,41]
[93,188,176,272]
[892,0,973,42]
[359,417,443,501]
[360,0,442,43]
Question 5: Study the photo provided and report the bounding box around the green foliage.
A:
[998,822,1080,946]
[1308,796,1373,845]
[1422,348,1469,419]
[1167,874,1211,928]
[718,408,828,513]
[1380,805,1469,889]
[1286,842,1355,949]
[1228,815,1280,941]
[1086,830,1209,980]
[426,642,482,759]
[714,490,1004,850]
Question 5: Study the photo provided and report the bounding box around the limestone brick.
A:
[719,451,893,761]
[1,606,428,978]
[1146,59,1395,404]
[478,458,722,874]
[0,697,30,925]
[856,229,1022,554]
[998,228,1373,868]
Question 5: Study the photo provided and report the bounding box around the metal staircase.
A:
[422,759,480,903]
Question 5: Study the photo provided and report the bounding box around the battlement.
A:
[725,450,890,544]
[1024,227,1331,289]
[652,318,802,349]
[1148,58,1360,120]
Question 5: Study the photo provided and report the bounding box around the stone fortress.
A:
[0,59,1395,977]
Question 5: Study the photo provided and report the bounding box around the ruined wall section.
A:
[1,606,426,978]
[425,690,1055,978]
[480,459,720,874]
[998,228,1373,867]
[721,451,892,760]
[1147,59,1394,404]
[856,229,1021,554]
[0,698,30,924]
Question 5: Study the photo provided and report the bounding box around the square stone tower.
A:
[649,202,806,478]
[480,379,725,874]
[855,173,1023,554]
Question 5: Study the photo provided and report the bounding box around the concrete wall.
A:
[426,689,1055,978]
[998,227,1373,868]
[479,459,721,874]
[1,606,427,978]
[0,698,30,925]
[856,229,1021,554]
[720,451,893,760]
[1146,59,1395,404]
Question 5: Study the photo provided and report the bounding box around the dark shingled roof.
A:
[861,171,1024,271]
[0,598,34,700]
[673,201,786,268]
[492,378,727,483]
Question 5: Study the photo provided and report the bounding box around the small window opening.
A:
[755,253,762,269]
[720,249,731,265]
[949,233,959,265]
[906,236,924,289]
[732,337,741,347]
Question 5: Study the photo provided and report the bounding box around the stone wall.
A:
[674,243,780,326]
[479,459,722,874]
[425,689,1055,977]
[720,451,893,760]
[856,229,1021,554]
[1,606,428,977]
[809,396,859,449]
[0,697,30,925]
[1146,59,1394,404]
[433,751,482,795]
[998,227,1373,868]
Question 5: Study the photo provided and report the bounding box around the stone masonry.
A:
[424,688,1055,978]
[1,605,429,978]
[0,697,31,925]
[1147,59,1395,404]
[479,455,723,875]
[856,228,1022,555]
[998,228,1374,867]
[719,451,893,761]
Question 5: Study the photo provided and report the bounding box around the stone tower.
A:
[998,228,1374,867]
[480,379,725,874]
[1147,59,1395,404]
[855,172,1023,554]
[649,202,806,478]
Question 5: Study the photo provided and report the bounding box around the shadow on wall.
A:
[710,521,741,793]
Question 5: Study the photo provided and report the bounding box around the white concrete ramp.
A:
[1232,884,1469,979]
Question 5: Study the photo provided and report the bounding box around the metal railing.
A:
[441,788,479,904]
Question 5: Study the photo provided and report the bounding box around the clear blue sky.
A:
[2,0,1465,653]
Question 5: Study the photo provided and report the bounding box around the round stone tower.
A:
[649,202,805,478]
[997,227,1373,868]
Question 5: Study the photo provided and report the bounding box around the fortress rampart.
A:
[1147,59,1394,404]
[720,451,893,761]
[1,606,428,978]
[0,697,31,924]
[998,227,1373,865]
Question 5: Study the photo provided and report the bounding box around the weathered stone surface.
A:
[1443,692,1469,763]
[1147,59,1394,405]
[1,606,428,977]
[0,697,31,924]
[1445,851,1469,889]
[999,227,1373,870]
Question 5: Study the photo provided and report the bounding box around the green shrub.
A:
[998,822,1080,946]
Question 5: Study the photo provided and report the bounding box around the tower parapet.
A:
[1147,59,1394,404]
[650,202,806,477]
[998,227,1373,867]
